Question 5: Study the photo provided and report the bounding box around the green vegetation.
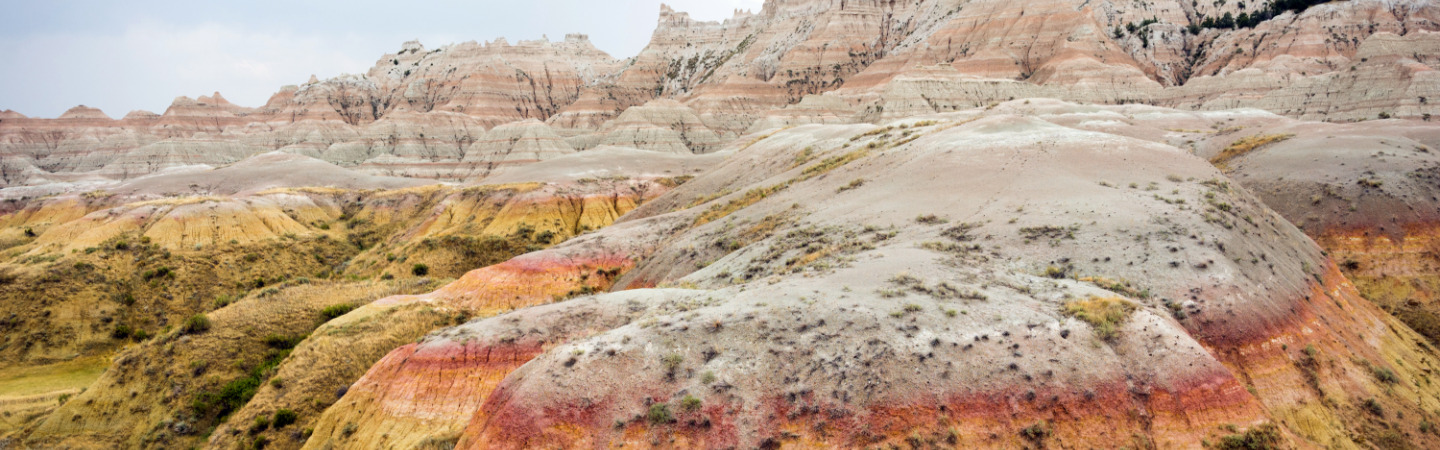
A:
[680,395,702,412]
[190,335,302,421]
[648,403,674,424]
[319,303,358,321]
[272,408,298,428]
[411,263,429,277]
[181,314,211,334]
[1019,420,1051,443]
[1215,423,1281,450]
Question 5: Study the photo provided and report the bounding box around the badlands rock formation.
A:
[3,0,1440,449]
[5,0,1439,186]
[300,114,1440,449]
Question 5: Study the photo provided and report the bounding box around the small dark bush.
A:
[319,304,357,321]
[412,263,430,276]
[648,403,673,424]
[273,409,297,428]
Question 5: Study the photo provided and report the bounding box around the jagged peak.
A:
[401,40,426,54]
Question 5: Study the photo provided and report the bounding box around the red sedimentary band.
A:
[456,359,1261,448]
[352,340,546,423]
[374,251,635,312]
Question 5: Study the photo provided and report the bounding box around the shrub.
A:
[648,403,674,424]
[319,303,357,321]
[1364,398,1384,417]
[273,409,298,428]
[251,415,270,433]
[915,214,948,225]
[182,314,211,334]
[412,263,429,277]
[1372,366,1399,384]
[1019,420,1051,443]
[112,324,134,340]
[1062,297,1137,342]
[680,395,702,412]
[1216,423,1281,450]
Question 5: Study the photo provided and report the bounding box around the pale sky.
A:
[0,0,765,118]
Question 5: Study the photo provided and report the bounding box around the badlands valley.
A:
[3,0,1440,448]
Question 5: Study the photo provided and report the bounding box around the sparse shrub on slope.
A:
[1062,297,1137,342]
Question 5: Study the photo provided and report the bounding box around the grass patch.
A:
[0,357,108,398]
[1062,296,1137,342]
[319,303,358,321]
[693,184,789,227]
[1211,134,1293,170]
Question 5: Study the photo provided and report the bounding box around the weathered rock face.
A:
[461,119,575,177]
[302,113,1440,449]
[595,99,724,153]
[5,0,1439,187]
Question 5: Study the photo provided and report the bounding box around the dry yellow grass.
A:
[1062,296,1137,341]
[1211,134,1294,170]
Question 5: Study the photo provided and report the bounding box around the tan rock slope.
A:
[301,113,1440,449]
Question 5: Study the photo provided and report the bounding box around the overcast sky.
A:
[0,0,765,118]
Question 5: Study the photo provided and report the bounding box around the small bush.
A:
[1372,366,1399,384]
[251,415,270,433]
[319,303,357,321]
[1019,420,1051,443]
[915,214,948,225]
[1216,423,1281,450]
[648,403,674,424]
[112,324,134,340]
[412,263,429,277]
[182,314,211,334]
[662,354,683,374]
[1364,398,1384,417]
[273,409,298,428]
[680,395,702,412]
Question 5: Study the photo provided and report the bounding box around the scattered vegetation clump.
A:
[1372,365,1399,384]
[836,178,865,193]
[648,403,674,424]
[661,353,684,379]
[693,183,789,227]
[1062,297,1137,342]
[1211,134,1293,170]
[319,303,358,321]
[1215,423,1282,450]
[1363,398,1385,417]
[915,214,948,225]
[191,334,302,421]
[1019,420,1051,444]
[272,409,298,428]
[182,314,211,334]
[411,263,429,276]
[1019,225,1078,243]
[799,148,870,181]
[680,395,702,412]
